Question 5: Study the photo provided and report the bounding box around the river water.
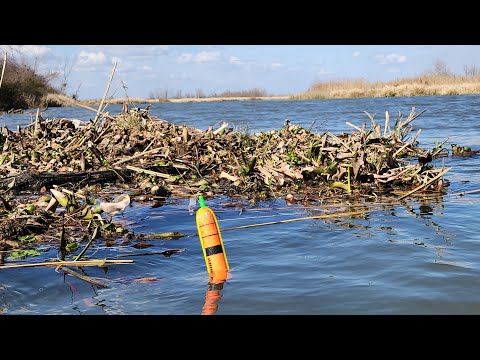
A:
[1,95,479,315]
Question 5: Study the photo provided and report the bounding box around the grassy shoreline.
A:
[293,74,480,100]
[43,73,480,108]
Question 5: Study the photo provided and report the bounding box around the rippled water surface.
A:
[1,95,480,315]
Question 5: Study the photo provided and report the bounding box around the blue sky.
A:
[1,45,479,100]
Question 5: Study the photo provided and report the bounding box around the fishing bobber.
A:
[196,195,229,274]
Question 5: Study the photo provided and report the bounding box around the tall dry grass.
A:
[293,74,480,100]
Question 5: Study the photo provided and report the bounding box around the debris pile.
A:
[0,105,454,257]
[0,106,446,198]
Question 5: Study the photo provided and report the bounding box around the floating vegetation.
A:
[451,143,480,156]
[0,106,449,198]
[0,103,469,272]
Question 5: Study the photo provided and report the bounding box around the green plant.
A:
[7,249,40,260]
[306,140,323,163]
[431,138,448,156]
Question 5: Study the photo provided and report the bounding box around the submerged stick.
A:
[59,266,109,287]
[448,188,480,196]
[221,209,370,232]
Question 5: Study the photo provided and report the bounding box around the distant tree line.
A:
[148,87,268,100]
[299,58,480,100]
[430,58,480,77]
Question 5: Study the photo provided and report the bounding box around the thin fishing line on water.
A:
[215,211,309,223]
[446,188,480,197]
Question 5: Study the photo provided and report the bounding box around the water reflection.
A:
[0,284,8,314]
[201,271,228,315]
[60,266,109,314]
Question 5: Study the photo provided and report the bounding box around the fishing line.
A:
[170,155,201,214]
[216,211,311,223]
[446,188,480,197]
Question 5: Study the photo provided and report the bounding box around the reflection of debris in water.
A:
[189,197,196,216]
[102,275,166,285]
[433,260,474,269]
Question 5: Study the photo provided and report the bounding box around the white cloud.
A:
[271,62,282,69]
[176,51,221,64]
[78,51,106,65]
[195,51,221,63]
[0,45,51,58]
[81,45,169,57]
[145,45,169,54]
[352,51,361,57]
[228,56,242,65]
[375,53,407,65]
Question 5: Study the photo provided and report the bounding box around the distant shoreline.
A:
[168,95,290,103]
[49,72,480,110]
[78,95,291,107]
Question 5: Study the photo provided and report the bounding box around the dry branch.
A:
[398,167,452,200]
[0,52,6,89]
[0,258,134,269]
[94,61,117,124]
[59,266,109,287]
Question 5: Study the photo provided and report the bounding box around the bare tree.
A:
[432,58,451,76]
[0,46,21,58]
[60,56,76,95]
[147,88,170,100]
[72,82,81,100]
[463,64,480,77]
